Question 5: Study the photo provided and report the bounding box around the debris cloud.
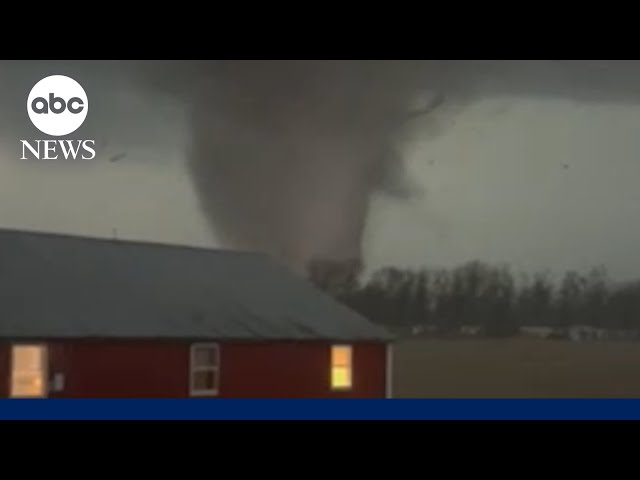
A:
[164,60,447,272]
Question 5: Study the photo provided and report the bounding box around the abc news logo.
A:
[20,75,96,160]
[31,93,85,114]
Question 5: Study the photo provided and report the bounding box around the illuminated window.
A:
[190,343,219,396]
[10,344,47,398]
[330,345,352,390]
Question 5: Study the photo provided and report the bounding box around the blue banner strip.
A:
[0,399,639,420]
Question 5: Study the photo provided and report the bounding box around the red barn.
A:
[0,229,393,398]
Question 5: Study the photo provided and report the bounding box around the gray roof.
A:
[0,229,391,342]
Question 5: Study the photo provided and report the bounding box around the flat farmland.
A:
[392,337,640,398]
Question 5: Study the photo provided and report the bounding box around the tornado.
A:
[173,60,443,273]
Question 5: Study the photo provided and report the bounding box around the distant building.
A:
[520,326,555,339]
[410,325,438,336]
[460,325,482,336]
[0,229,392,398]
[599,328,639,342]
[568,325,601,342]
[567,325,640,342]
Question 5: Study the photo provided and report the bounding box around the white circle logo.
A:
[27,75,88,137]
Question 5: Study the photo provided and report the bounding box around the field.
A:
[392,337,640,398]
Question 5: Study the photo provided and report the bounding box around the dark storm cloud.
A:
[136,60,640,272]
[3,60,640,273]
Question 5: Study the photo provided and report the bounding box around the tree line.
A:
[307,259,640,337]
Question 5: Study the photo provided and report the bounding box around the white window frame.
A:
[189,342,220,397]
[330,344,353,391]
[9,343,49,398]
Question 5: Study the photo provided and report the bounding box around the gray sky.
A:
[2,60,640,281]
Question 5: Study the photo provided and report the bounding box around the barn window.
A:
[330,345,352,390]
[10,344,47,398]
[190,343,220,396]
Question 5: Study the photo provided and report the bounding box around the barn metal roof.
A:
[0,229,392,342]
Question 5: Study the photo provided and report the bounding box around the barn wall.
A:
[218,342,387,398]
[0,340,387,398]
[49,341,189,398]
